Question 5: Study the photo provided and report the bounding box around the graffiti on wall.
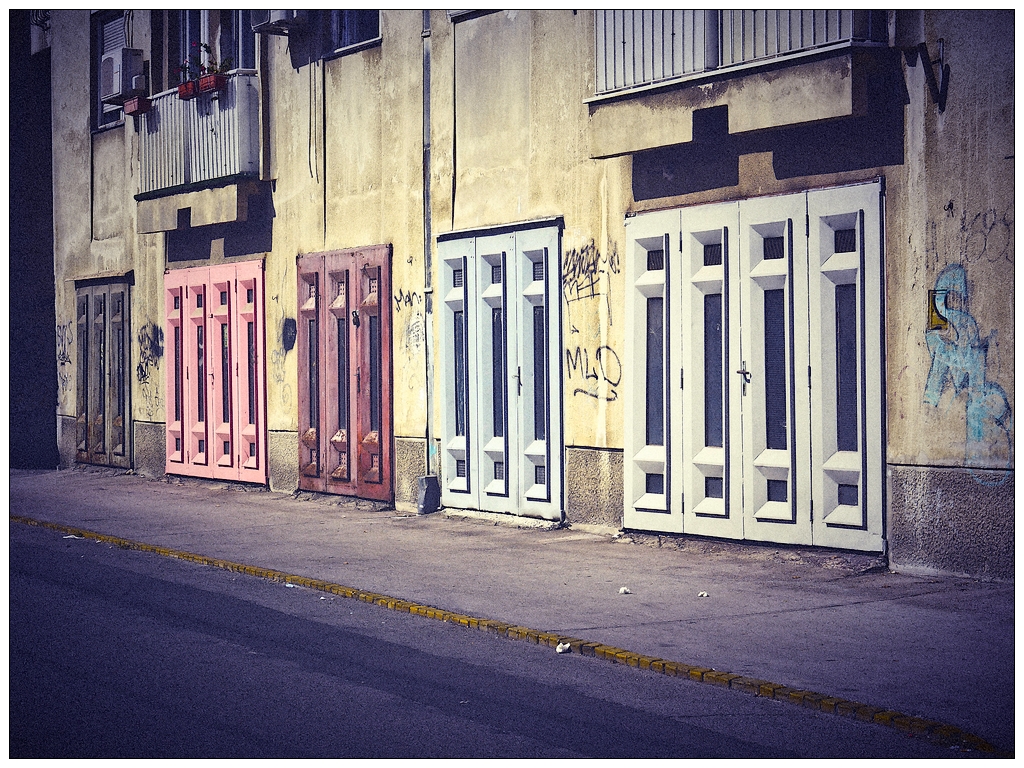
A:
[926,204,1013,270]
[56,320,73,392]
[404,310,425,356]
[566,344,622,402]
[924,263,1013,483]
[394,288,423,313]
[562,239,620,333]
[136,322,164,384]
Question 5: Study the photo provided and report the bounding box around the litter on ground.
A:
[619,586,632,594]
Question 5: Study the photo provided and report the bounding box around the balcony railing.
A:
[596,10,887,95]
[138,73,259,196]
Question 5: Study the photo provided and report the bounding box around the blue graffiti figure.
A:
[924,264,1013,484]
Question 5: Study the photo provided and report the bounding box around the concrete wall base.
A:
[888,464,1014,581]
[133,421,165,478]
[394,437,427,513]
[565,447,623,529]
[268,430,298,493]
[56,415,76,469]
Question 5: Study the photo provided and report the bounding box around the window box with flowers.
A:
[176,42,233,100]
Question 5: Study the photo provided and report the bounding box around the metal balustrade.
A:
[138,73,259,195]
[596,10,887,95]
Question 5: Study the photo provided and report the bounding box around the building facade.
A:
[40,10,1013,579]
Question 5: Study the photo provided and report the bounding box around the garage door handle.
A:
[736,365,751,396]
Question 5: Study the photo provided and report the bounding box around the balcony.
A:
[595,10,887,96]
[138,73,259,197]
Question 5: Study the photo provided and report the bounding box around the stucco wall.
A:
[263,11,428,496]
[46,11,1012,577]
[882,10,1014,578]
[50,11,94,422]
[50,12,168,473]
[433,10,628,463]
[885,10,1014,473]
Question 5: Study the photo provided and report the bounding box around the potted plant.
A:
[175,52,200,100]
[123,95,152,115]
[177,79,199,100]
[176,42,233,99]
[196,42,233,94]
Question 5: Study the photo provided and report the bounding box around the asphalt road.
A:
[9,522,963,759]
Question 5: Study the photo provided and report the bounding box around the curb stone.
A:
[10,514,1013,759]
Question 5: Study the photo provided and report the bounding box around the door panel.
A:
[296,246,392,501]
[439,238,476,506]
[675,202,740,539]
[807,184,884,551]
[474,233,515,513]
[513,226,560,510]
[164,261,267,482]
[623,209,678,532]
[735,193,811,545]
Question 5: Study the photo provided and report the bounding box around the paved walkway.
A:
[8,467,1014,756]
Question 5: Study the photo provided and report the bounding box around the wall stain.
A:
[924,263,1013,484]
[404,310,425,355]
[281,318,297,352]
[566,344,621,402]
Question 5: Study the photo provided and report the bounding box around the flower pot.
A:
[123,96,152,116]
[198,74,228,93]
[177,80,199,100]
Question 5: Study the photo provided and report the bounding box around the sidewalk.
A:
[9,467,1014,755]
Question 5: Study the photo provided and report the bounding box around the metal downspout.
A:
[418,10,441,513]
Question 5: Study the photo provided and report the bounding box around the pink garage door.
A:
[164,260,267,483]
[296,245,393,502]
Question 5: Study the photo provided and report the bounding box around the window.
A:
[328,10,380,54]
[93,11,126,128]
[151,10,255,93]
[76,279,131,467]
[595,10,888,95]
[437,221,563,521]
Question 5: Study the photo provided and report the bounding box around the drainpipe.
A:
[417,9,441,514]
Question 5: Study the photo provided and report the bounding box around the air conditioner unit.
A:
[251,10,307,35]
[100,47,144,105]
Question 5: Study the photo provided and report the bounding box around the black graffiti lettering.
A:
[959,207,1013,264]
[562,239,620,302]
[55,321,73,367]
[136,322,164,384]
[562,239,620,332]
[595,345,622,387]
[565,344,621,401]
[393,288,422,312]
